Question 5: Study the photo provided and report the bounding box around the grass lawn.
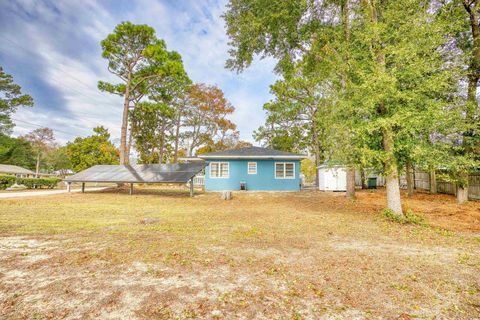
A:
[0,187,479,319]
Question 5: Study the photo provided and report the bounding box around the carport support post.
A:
[189,178,194,197]
[129,183,134,195]
[81,183,85,193]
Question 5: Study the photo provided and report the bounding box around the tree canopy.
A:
[0,133,36,170]
[224,0,479,211]
[99,22,189,165]
[0,67,33,134]
[66,127,119,172]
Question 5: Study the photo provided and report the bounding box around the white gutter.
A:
[177,157,204,162]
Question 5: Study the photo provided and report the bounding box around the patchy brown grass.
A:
[348,189,480,232]
[0,187,479,319]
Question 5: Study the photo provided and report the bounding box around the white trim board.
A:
[199,155,306,160]
[209,162,230,179]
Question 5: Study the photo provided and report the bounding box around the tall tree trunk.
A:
[457,180,469,204]
[35,153,40,178]
[341,0,355,199]
[383,127,403,215]
[406,161,414,197]
[457,187,469,204]
[460,0,480,202]
[365,0,403,215]
[360,168,367,189]
[429,169,437,194]
[312,128,321,187]
[159,131,165,164]
[346,168,355,199]
[174,115,181,162]
[126,124,133,162]
[119,75,132,165]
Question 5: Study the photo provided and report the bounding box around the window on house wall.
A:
[248,162,257,174]
[210,162,229,178]
[275,162,295,179]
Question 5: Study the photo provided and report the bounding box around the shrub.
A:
[381,208,427,226]
[0,174,16,189]
[16,177,62,189]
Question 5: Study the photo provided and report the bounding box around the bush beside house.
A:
[0,175,16,189]
[16,177,62,189]
[0,174,62,189]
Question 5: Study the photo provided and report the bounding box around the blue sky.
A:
[0,0,277,144]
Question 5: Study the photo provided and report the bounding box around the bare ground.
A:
[0,188,479,319]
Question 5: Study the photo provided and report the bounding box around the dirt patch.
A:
[303,189,480,233]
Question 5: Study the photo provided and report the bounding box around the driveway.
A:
[0,187,107,199]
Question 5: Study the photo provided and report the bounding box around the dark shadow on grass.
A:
[87,186,205,198]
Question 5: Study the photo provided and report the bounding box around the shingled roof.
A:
[198,147,306,160]
[0,164,35,175]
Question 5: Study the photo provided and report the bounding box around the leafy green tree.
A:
[0,133,35,169]
[98,22,185,164]
[182,84,237,156]
[429,0,480,203]
[254,73,335,184]
[343,0,459,213]
[66,127,119,172]
[224,0,459,215]
[130,61,191,164]
[44,146,71,176]
[196,131,252,155]
[300,158,316,183]
[0,67,33,134]
[130,102,175,164]
[20,128,55,177]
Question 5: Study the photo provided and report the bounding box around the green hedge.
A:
[0,175,16,190]
[16,177,62,189]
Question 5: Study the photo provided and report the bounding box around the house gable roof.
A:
[198,146,306,160]
[0,164,35,175]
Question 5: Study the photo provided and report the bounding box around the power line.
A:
[0,35,122,107]
[12,118,76,135]
[2,36,102,89]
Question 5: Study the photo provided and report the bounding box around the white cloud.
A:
[2,0,279,145]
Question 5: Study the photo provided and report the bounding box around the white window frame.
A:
[247,162,257,175]
[275,162,295,179]
[209,162,229,179]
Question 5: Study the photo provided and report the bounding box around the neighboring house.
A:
[0,164,35,178]
[197,147,306,191]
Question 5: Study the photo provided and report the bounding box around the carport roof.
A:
[64,163,206,183]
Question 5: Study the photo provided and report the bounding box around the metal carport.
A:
[64,163,206,197]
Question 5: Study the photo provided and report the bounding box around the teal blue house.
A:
[198,147,306,191]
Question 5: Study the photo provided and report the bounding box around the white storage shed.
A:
[318,165,347,191]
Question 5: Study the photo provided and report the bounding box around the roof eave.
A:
[198,155,307,160]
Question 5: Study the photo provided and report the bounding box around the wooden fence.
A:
[402,170,480,200]
[358,169,479,200]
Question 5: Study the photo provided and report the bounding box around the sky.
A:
[0,0,278,145]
